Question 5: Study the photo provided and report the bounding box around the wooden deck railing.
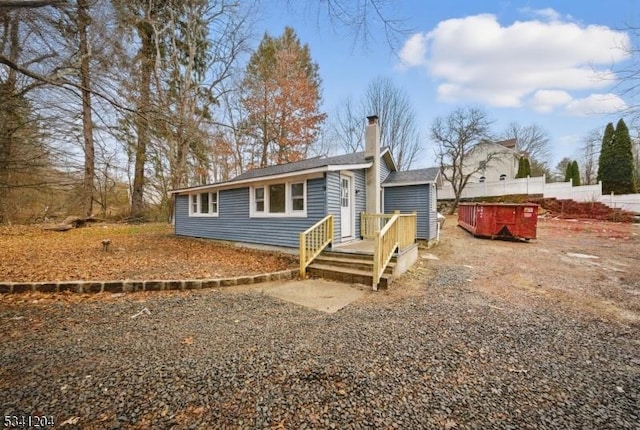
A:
[397,213,417,249]
[361,213,394,238]
[372,211,417,290]
[299,215,334,278]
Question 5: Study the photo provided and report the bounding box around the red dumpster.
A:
[458,202,538,240]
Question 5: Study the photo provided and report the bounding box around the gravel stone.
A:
[0,266,637,429]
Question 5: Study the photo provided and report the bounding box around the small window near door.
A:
[190,194,198,213]
[210,192,218,213]
[479,176,486,183]
[341,178,349,207]
[499,174,506,181]
[291,182,304,211]
[254,187,265,212]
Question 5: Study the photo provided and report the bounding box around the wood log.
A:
[43,224,73,232]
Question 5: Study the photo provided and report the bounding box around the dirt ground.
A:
[1,218,639,329]
[407,215,640,327]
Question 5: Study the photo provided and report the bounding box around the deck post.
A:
[372,236,379,291]
[299,232,306,278]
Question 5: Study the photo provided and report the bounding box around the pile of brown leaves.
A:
[0,223,297,282]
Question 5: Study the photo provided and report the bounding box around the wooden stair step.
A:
[313,255,395,274]
[307,263,392,290]
[322,250,398,263]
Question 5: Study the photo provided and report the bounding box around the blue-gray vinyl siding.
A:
[384,184,437,240]
[326,169,366,243]
[174,177,326,248]
[380,157,391,183]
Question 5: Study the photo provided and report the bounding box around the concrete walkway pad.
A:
[263,279,365,313]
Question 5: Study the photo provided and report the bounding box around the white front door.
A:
[340,175,353,238]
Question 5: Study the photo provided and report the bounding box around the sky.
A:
[258,1,639,169]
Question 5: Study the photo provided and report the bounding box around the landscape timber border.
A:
[0,269,298,294]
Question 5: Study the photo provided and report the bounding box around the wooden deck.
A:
[331,239,375,254]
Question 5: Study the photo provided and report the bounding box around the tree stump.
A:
[101,239,111,252]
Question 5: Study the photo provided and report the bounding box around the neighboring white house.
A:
[440,138,523,186]
[465,138,521,183]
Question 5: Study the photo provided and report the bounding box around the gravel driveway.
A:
[1,218,639,429]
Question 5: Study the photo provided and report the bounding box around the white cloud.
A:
[518,7,566,22]
[530,90,573,113]
[398,11,631,110]
[398,33,428,68]
[564,93,628,116]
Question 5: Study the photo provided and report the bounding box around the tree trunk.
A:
[78,0,94,217]
[130,27,153,221]
[0,15,20,224]
[449,194,461,215]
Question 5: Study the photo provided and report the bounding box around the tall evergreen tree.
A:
[516,157,526,178]
[597,122,615,192]
[564,161,572,183]
[609,119,637,194]
[571,160,581,186]
[523,157,532,177]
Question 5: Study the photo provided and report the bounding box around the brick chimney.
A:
[365,115,381,214]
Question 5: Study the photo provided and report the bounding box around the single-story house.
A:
[170,116,441,251]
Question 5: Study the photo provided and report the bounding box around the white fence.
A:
[438,176,545,199]
[439,176,640,214]
[600,193,640,214]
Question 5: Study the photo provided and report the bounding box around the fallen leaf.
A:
[60,417,80,426]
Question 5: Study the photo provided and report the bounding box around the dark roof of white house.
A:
[382,167,440,187]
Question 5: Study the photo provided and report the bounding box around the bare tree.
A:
[330,96,363,153]
[284,0,409,50]
[430,107,492,214]
[577,128,602,185]
[211,81,253,180]
[364,77,422,170]
[499,122,551,177]
[76,0,94,216]
[611,26,640,125]
[0,5,82,223]
[552,157,572,183]
[331,76,422,170]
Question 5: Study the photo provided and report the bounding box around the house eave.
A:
[381,147,397,172]
[169,162,373,195]
[382,181,435,188]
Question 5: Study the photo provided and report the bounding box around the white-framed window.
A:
[254,187,265,213]
[250,180,307,217]
[188,191,219,217]
[479,176,486,183]
[499,174,506,181]
[291,182,304,211]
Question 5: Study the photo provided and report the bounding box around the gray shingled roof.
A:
[231,151,370,181]
[170,150,377,193]
[382,167,440,186]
